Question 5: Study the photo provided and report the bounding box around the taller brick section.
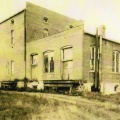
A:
[26,2,82,42]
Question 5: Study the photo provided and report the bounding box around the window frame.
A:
[61,46,73,62]
[11,30,14,44]
[90,46,96,72]
[43,17,48,23]
[112,51,120,73]
[44,28,49,37]
[11,60,14,75]
[31,53,38,66]
[43,50,54,73]
[11,19,14,24]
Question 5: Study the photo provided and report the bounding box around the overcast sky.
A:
[0,0,120,42]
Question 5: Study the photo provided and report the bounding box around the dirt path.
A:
[2,91,120,120]
[39,93,120,120]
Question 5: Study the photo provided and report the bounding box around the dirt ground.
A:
[1,91,120,120]
[25,93,120,120]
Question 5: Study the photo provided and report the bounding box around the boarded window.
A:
[44,51,54,73]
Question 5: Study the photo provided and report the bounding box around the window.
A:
[62,46,73,61]
[43,17,48,23]
[11,61,14,75]
[69,25,73,28]
[11,30,14,44]
[44,28,48,37]
[112,51,120,73]
[61,46,73,80]
[31,54,38,65]
[43,51,54,73]
[11,19,14,24]
[90,46,96,71]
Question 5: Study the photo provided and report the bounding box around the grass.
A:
[80,92,120,104]
[0,90,120,120]
[71,91,120,116]
[0,91,50,120]
[72,90,120,105]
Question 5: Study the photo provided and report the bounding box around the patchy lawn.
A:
[79,92,120,105]
[0,91,120,120]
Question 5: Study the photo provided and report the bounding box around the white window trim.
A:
[61,46,73,61]
[43,50,54,73]
[113,51,120,73]
[90,46,96,72]
[31,53,38,66]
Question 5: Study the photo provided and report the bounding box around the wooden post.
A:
[69,86,72,94]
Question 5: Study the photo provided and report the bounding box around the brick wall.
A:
[83,33,120,93]
[26,2,83,42]
[0,11,25,81]
[26,26,83,81]
[83,34,95,84]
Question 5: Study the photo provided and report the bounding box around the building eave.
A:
[84,32,120,44]
[0,9,25,24]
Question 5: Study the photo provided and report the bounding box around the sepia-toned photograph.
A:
[0,0,120,120]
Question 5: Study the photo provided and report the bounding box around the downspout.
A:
[99,25,106,93]
[24,10,27,85]
[95,27,99,91]
[99,34,102,92]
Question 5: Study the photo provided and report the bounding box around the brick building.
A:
[0,2,120,94]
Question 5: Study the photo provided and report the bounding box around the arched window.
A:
[43,50,54,73]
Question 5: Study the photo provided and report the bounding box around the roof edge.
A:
[84,32,120,44]
[26,2,84,24]
[0,9,25,24]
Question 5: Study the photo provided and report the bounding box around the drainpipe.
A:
[99,33,102,92]
[99,25,106,93]
[95,27,99,91]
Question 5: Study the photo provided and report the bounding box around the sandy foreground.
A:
[17,92,120,120]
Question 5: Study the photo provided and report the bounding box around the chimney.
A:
[98,25,106,37]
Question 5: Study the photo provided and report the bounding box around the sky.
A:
[0,0,120,42]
